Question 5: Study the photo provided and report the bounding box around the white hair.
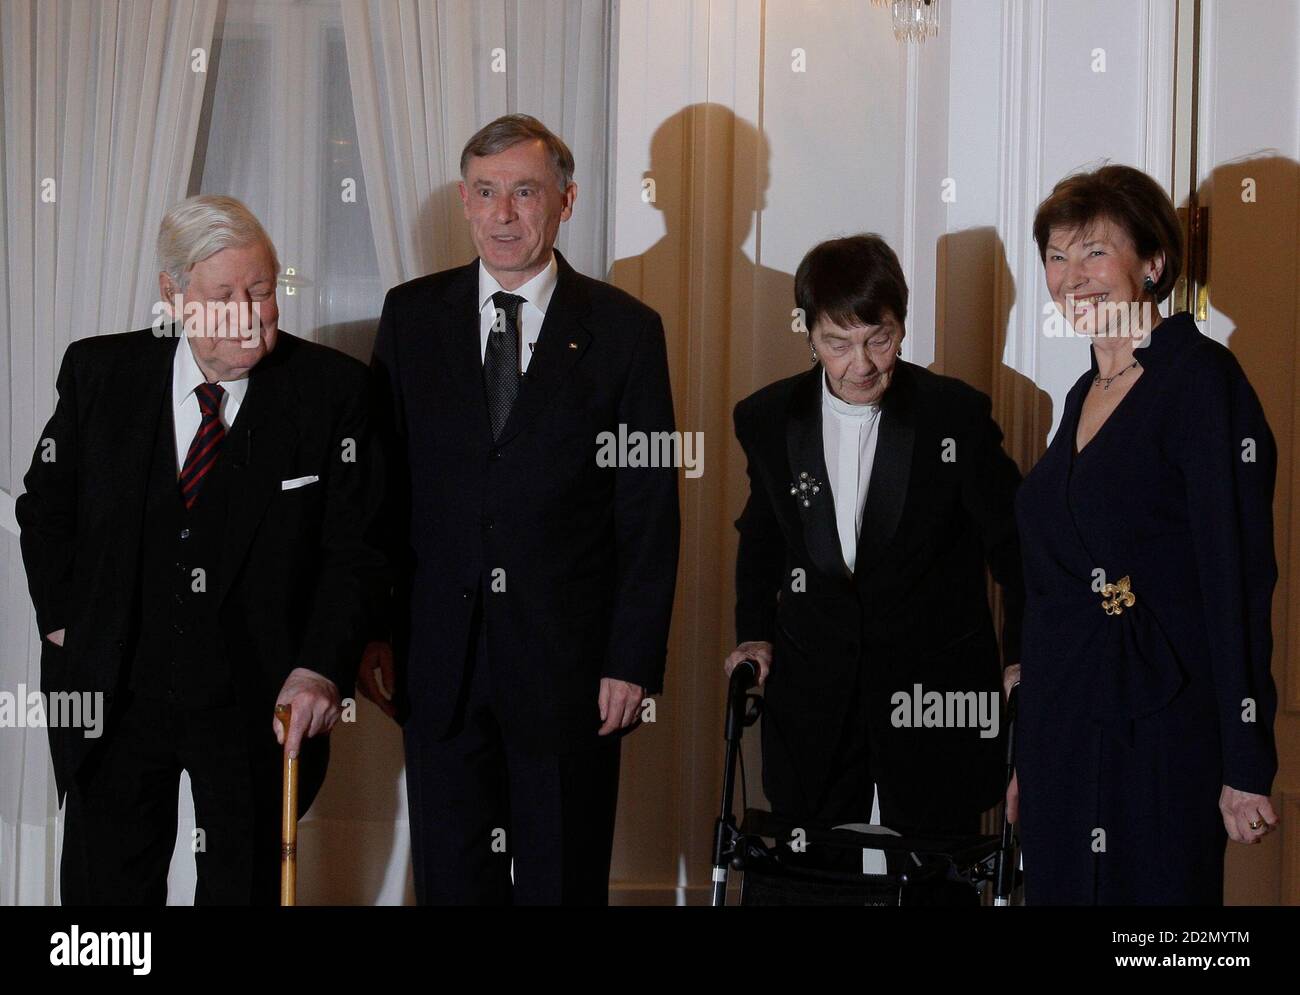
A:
[157,194,279,290]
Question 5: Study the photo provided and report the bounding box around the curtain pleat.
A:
[342,0,610,287]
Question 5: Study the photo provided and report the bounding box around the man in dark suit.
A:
[361,114,679,905]
[724,234,1024,873]
[17,195,385,905]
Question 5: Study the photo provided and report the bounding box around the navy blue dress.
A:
[1014,312,1279,904]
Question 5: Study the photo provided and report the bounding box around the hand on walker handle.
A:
[1002,663,1021,700]
[724,641,772,687]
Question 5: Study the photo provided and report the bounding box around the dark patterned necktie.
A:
[180,381,226,508]
[484,291,524,440]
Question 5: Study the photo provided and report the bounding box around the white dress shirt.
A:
[819,369,886,867]
[477,253,559,372]
[171,331,250,474]
[820,371,882,574]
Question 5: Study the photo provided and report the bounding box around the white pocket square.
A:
[281,475,320,490]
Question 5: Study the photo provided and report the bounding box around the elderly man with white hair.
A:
[16,194,385,905]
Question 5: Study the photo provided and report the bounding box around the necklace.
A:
[1093,359,1139,391]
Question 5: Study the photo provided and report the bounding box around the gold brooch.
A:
[1101,575,1136,615]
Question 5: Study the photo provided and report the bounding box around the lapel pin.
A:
[568,341,577,349]
[789,471,822,507]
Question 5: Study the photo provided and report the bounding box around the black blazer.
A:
[733,361,1024,822]
[16,328,386,802]
[370,251,680,754]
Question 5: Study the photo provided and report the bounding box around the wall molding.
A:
[900,38,920,362]
[993,0,1047,468]
[1140,0,1177,188]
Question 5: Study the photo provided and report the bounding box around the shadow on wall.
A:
[1196,155,1299,408]
[605,103,797,897]
[1196,154,1299,907]
[609,102,801,396]
[932,226,1053,469]
[315,319,380,364]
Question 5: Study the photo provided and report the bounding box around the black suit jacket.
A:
[17,328,386,802]
[371,251,680,754]
[733,361,1024,823]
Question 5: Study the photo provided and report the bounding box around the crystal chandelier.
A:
[872,0,941,44]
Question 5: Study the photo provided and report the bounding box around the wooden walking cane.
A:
[276,703,298,906]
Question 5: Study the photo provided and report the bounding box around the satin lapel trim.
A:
[854,364,915,574]
[216,346,300,607]
[492,253,592,447]
[785,367,850,582]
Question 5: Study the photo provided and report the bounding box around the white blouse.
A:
[820,372,882,574]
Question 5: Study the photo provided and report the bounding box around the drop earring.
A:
[810,347,819,365]
[1142,275,1155,293]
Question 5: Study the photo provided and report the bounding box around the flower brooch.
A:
[789,471,822,507]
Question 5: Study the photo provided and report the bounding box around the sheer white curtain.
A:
[194,0,384,365]
[0,0,218,905]
[342,0,612,286]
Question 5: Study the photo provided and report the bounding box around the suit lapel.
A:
[854,362,916,574]
[112,331,181,603]
[433,260,494,444]
[492,250,592,447]
[215,338,301,607]
[785,367,851,582]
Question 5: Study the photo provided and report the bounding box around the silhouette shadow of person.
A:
[1191,154,1299,430]
[1191,159,1298,910]
[931,226,1054,472]
[609,102,802,396]
[606,103,799,878]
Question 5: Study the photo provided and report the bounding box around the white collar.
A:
[478,253,559,315]
[172,330,251,409]
[821,369,881,419]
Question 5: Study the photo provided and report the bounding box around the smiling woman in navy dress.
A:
[1012,165,1280,904]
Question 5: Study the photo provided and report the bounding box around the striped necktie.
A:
[180,381,226,509]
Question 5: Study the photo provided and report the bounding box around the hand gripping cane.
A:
[275,703,299,906]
